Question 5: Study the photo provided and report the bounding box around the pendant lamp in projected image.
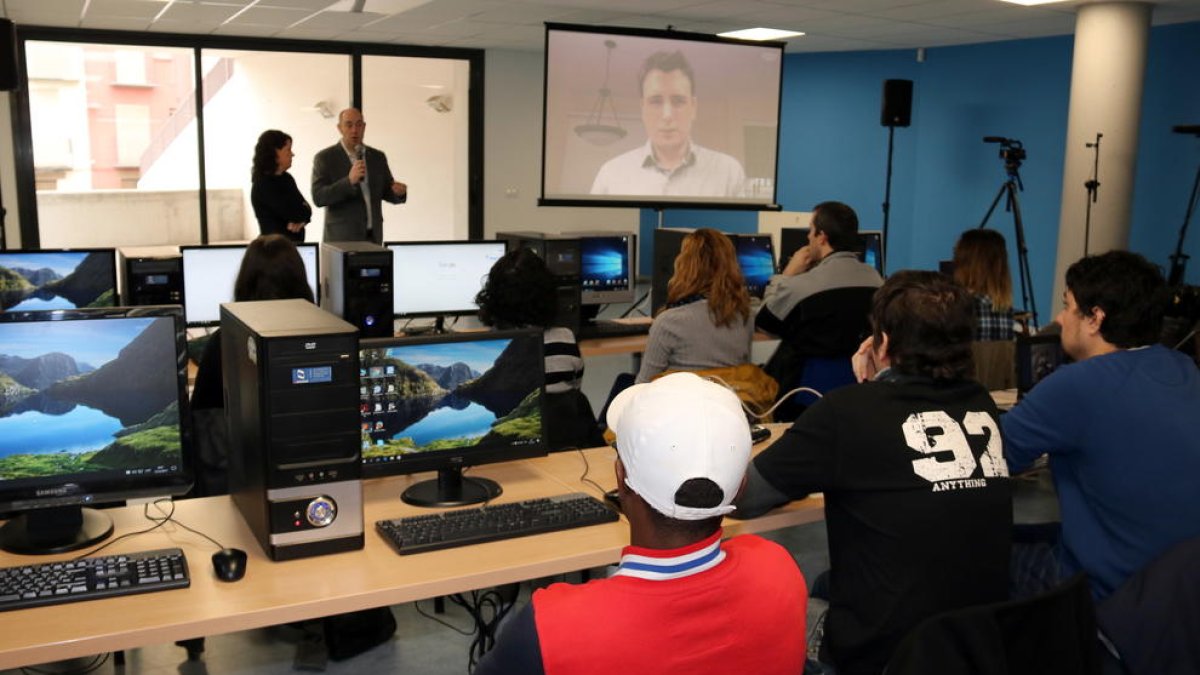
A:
[574,40,626,146]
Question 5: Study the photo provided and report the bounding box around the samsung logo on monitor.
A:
[36,483,84,498]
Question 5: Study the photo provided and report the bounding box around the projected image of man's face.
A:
[641,69,696,162]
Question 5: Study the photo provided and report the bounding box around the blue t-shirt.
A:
[1002,344,1200,599]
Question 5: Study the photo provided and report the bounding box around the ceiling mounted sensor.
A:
[574,39,626,147]
[351,0,366,12]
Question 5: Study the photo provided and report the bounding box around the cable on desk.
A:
[73,498,228,560]
[573,446,609,498]
[702,373,822,421]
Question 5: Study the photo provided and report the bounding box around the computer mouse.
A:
[212,548,248,582]
[603,489,622,512]
[750,424,772,444]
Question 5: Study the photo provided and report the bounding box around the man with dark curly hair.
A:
[1002,250,1200,601]
[736,270,1013,675]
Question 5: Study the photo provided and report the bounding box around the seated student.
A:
[475,248,603,450]
[190,234,314,496]
[953,229,1015,341]
[1002,250,1200,601]
[952,229,1017,389]
[756,201,882,417]
[475,372,808,675]
[637,227,754,383]
[735,271,1013,675]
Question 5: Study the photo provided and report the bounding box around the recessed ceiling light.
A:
[718,28,805,41]
[996,0,1070,5]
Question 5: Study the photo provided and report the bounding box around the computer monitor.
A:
[579,235,634,306]
[358,329,546,507]
[1017,334,1066,398]
[386,241,506,318]
[779,227,810,271]
[859,231,885,276]
[0,306,193,554]
[180,243,319,326]
[733,234,776,299]
[0,249,117,312]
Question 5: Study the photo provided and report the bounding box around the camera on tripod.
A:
[983,136,1026,171]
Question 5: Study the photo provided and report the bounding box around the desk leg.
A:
[434,596,445,614]
[176,637,205,661]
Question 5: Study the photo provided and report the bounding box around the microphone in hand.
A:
[352,144,366,188]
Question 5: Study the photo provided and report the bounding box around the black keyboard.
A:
[577,320,650,339]
[0,548,190,612]
[377,493,620,555]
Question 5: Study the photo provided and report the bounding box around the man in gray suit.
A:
[311,107,407,243]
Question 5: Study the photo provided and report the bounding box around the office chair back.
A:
[1096,535,1200,675]
[885,573,1100,675]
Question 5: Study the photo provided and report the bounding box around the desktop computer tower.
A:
[119,247,183,307]
[543,238,582,333]
[497,230,549,258]
[221,299,364,561]
[320,241,393,338]
[497,232,582,333]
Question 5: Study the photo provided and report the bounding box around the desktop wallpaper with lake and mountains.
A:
[359,336,543,460]
[0,316,183,481]
[0,251,116,312]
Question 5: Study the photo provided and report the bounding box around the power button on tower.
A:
[306,497,337,527]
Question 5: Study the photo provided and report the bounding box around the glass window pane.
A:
[362,55,470,242]
[26,41,200,248]
[200,49,351,244]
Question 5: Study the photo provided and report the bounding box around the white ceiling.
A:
[3,0,1200,52]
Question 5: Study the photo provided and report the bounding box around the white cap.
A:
[608,372,752,520]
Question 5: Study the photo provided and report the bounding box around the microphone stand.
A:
[1083,133,1102,256]
[1167,158,1200,287]
[1168,125,1200,287]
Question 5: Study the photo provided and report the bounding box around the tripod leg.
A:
[1006,181,1039,327]
[977,182,1009,230]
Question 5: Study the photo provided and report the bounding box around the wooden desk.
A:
[991,388,1018,411]
[0,424,821,670]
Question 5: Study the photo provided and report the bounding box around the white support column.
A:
[1051,2,1152,315]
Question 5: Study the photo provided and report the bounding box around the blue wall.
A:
[641,21,1200,323]
[1130,22,1200,286]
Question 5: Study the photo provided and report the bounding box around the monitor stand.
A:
[0,505,115,555]
[402,316,450,336]
[580,304,602,328]
[401,467,501,508]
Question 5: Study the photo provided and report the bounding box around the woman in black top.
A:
[190,235,315,494]
[251,129,312,242]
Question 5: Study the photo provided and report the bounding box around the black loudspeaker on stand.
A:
[880,79,913,273]
[881,79,913,128]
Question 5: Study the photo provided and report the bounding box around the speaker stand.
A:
[881,124,896,273]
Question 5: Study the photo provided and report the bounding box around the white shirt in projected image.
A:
[590,141,746,198]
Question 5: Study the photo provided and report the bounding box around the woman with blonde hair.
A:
[636,228,754,382]
[953,229,1014,341]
